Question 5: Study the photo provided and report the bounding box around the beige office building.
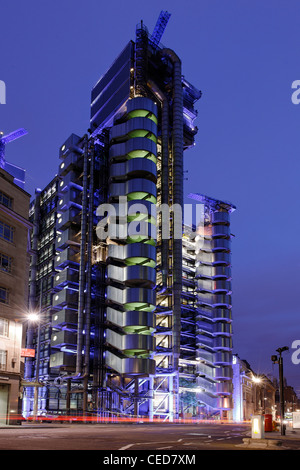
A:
[0,167,31,424]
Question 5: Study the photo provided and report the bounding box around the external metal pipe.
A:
[33,279,43,420]
[76,134,89,375]
[84,142,95,377]
[28,189,41,309]
[24,189,41,385]
[147,80,169,293]
[161,49,184,418]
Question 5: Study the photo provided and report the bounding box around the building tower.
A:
[180,194,235,419]
[24,13,236,421]
[89,13,201,420]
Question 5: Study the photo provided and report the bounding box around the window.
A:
[0,221,14,243]
[0,318,8,336]
[0,253,12,273]
[0,287,9,304]
[0,350,7,371]
[0,191,13,209]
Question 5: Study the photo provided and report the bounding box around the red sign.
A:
[21,348,35,358]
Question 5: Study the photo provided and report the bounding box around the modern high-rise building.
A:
[23,12,235,421]
[180,194,235,419]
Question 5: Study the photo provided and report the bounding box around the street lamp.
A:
[27,313,39,323]
[271,346,289,436]
[252,375,261,384]
[251,375,263,414]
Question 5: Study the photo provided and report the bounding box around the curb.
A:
[241,438,282,448]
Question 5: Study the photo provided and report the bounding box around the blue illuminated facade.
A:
[23,13,236,421]
[180,194,235,419]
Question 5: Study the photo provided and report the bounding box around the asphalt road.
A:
[0,422,299,454]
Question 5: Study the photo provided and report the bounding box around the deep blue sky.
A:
[1,0,300,394]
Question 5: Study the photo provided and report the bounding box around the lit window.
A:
[0,287,9,304]
[0,318,8,336]
[0,350,7,370]
[0,253,12,273]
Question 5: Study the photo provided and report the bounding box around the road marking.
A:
[156,446,173,449]
[133,440,182,447]
[119,444,134,450]
[186,433,206,436]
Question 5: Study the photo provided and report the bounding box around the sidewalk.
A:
[241,426,300,449]
[269,426,300,440]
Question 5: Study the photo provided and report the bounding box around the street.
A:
[0,422,299,453]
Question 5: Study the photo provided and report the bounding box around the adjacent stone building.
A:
[232,354,276,421]
[0,167,31,424]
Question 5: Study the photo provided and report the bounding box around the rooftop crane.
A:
[0,128,28,169]
[149,10,171,49]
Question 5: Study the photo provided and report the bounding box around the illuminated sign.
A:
[21,348,35,358]
[251,415,265,439]
[293,412,300,429]
[253,418,259,434]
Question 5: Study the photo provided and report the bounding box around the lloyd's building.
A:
[23,12,235,421]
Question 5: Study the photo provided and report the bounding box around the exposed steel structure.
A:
[23,13,235,421]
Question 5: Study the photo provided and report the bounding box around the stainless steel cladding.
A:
[181,194,236,416]
[105,96,157,376]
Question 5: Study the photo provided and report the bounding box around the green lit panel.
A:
[127,191,156,204]
[126,237,156,246]
[124,302,155,312]
[125,257,156,267]
[127,234,153,244]
[144,238,156,246]
[125,237,156,246]
[125,238,156,247]
[127,149,157,164]
[123,351,150,358]
[128,130,157,143]
[124,349,149,355]
[127,213,156,225]
[127,109,158,125]
[123,325,155,334]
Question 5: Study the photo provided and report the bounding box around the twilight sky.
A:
[1,0,299,394]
